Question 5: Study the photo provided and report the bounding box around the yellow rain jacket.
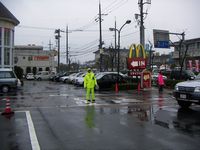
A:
[84,72,97,88]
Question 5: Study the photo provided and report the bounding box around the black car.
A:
[170,69,195,80]
[95,72,127,90]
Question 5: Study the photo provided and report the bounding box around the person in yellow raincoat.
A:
[84,68,97,103]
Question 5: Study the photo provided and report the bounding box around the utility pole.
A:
[66,25,69,69]
[95,2,107,72]
[99,2,103,72]
[139,0,144,46]
[114,19,117,70]
[48,40,52,51]
[55,29,61,73]
[136,0,151,46]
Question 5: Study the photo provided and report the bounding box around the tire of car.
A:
[177,100,192,109]
[37,78,42,81]
[1,85,9,93]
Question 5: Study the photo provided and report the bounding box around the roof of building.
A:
[0,2,20,26]
[15,45,43,50]
[174,37,200,45]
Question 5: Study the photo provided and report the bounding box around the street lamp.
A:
[109,20,131,92]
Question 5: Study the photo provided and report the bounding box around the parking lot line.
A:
[25,111,41,150]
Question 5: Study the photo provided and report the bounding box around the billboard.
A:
[153,29,170,48]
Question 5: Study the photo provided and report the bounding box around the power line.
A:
[17,25,55,31]
[102,0,129,15]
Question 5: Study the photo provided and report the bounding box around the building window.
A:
[14,57,18,64]
[4,28,11,46]
[4,47,10,65]
[197,42,200,49]
[189,43,195,50]
[26,67,31,74]
[28,56,32,61]
[45,67,49,71]
[32,67,37,75]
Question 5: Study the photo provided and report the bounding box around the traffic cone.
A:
[1,97,14,116]
[115,83,119,93]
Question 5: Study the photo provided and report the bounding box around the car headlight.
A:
[194,86,200,92]
[175,85,179,91]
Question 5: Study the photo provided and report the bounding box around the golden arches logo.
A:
[129,44,146,59]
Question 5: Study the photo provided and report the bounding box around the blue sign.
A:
[155,41,170,48]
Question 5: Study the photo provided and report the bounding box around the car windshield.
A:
[96,73,104,79]
[0,71,15,78]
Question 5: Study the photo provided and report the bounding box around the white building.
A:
[14,45,57,74]
[0,2,20,68]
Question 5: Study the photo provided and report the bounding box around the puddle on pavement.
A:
[97,103,200,137]
[154,107,200,136]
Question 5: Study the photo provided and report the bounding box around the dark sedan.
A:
[95,72,127,90]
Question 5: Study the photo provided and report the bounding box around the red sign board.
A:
[127,58,147,70]
[34,56,49,61]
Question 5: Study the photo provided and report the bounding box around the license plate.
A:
[180,94,186,99]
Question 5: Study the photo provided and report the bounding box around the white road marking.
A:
[49,94,69,97]
[25,111,41,150]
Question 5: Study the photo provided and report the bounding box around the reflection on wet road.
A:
[0,80,200,150]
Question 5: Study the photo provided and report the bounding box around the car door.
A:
[43,72,49,80]
[99,74,112,90]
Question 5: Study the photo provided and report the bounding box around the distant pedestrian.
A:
[84,68,97,103]
[157,71,165,92]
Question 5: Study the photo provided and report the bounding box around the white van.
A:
[35,71,50,80]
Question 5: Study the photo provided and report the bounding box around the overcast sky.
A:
[1,0,200,63]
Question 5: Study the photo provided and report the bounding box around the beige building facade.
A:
[14,45,57,74]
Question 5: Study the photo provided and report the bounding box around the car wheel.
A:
[1,85,9,93]
[177,100,191,109]
[37,78,42,81]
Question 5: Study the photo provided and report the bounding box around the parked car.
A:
[26,73,35,80]
[60,75,70,83]
[170,69,195,80]
[35,71,50,80]
[173,79,200,108]
[68,72,83,84]
[74,73,86,86]
[60,73,76,83]
[95,72,127,90]
[49,71,56,81]
[54,72,69,82]
[0,68,18,93]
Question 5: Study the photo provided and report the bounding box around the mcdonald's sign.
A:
[127,44,147,70]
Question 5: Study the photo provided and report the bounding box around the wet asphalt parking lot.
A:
[0,80,200,150]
